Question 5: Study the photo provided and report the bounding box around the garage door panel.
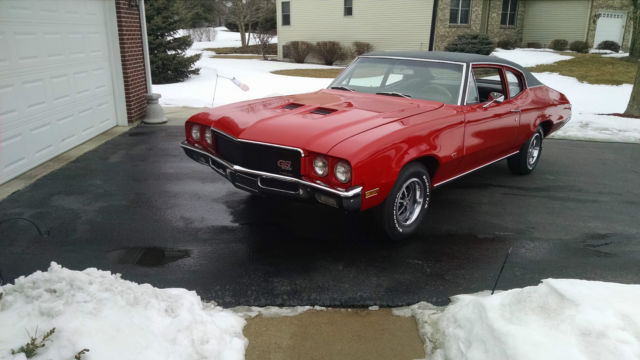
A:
[0,83,18,123]
[0,0,120,184]
[50,73,73,104]
[1,131,27,176]
[0,31,10,66]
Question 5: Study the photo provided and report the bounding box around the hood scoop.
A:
[283,103,303,110]
[310,107,337,115]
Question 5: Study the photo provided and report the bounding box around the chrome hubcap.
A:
[395,178,424,226]
[527,133,541,168]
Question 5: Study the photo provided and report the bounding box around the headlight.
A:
[313,156,328,177]
[334,161,351,183]
[191,124,201,141]
[204,129,213,145]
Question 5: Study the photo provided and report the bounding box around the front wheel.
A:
[508,127,544,175]
[378,163,431,241]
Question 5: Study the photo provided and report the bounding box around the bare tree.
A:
[252,31,275,59]
[623,0,640,116]
[624,62,640,116]
[227,0,266,47]
[630,0,640,57]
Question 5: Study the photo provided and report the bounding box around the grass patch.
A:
[204,43,277,55]
[528,53,637,85]
[211,55,265,59]
[271,68,344,78]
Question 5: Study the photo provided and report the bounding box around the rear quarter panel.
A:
[515,86,571,144]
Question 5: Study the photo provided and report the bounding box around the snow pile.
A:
[396,279,640,360]
[492,48,573,67]
[0,263,247,360]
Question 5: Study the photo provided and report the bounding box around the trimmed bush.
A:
[286,41,314,63]
[444,33,495,55]
[597,40,621,53]
[526,42,542,49]
[549,39,568,51]
[315,41,348,65]
[569,40,590,53]
[352,41,374,56]
[496,38,517,50]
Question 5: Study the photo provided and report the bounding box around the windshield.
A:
[329,57,464,105]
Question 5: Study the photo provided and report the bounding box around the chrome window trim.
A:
[348,56,467,105]
[433,151,519,187]
[181,142,362,198]
[464,62,530,106]
[211,127,305,157]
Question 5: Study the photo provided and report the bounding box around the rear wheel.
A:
[378,163,431,241]
[508,127,544,175]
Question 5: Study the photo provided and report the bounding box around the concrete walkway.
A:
[244,309,426,360]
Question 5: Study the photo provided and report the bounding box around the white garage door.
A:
[594,11,627,48]
[0,0,124,184]
[522,0,591,46]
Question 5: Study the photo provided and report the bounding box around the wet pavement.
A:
[0,124,639,306]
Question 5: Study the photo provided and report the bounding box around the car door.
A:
[462,65,519,170]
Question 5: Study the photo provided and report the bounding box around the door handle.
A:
[511,109,521,113]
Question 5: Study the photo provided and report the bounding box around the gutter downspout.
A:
[139,0,167,124]
[428,0,439,51]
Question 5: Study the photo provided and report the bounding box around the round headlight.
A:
[334,161,351,183]
[313,156,328,177]
[204,129,213,145]
[191,124,201,142]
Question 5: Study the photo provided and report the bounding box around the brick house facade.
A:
[433,0,634,51]
[433,0,526,50]
[115,0,148,123]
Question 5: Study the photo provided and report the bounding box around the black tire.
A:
[377,163,431,241]
[508,127,544,175]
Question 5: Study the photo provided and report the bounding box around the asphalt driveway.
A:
[0,124,638,307]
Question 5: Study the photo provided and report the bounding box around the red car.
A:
[181,51,571,239]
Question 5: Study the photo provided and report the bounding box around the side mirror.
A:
[483,93,505,108]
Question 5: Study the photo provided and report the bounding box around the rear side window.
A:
[505,69,523,98]
[469,67,505,103]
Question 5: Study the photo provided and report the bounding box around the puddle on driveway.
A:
[106,247,190,266]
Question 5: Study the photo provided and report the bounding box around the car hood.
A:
[200,89,444,154]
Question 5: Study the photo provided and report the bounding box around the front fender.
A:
[329,107,464,210]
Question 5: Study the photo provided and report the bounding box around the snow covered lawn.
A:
[153,30,638,143]
[2,264,640,360]
[395,279,640,360]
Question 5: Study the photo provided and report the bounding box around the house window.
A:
[344,0,353,16]
[501,0,517,26]
[450,0,471,25]
[282,1,290,26]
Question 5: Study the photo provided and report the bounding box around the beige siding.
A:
[522,0,591,46]
[276,0,434,60]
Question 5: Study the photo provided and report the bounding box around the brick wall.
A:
[115,0,148,123]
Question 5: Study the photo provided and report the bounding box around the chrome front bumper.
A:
[180,141,362,211]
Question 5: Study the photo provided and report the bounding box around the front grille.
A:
[213,131,301,178]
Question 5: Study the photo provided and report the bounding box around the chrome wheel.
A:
[527,133,541,168]
[394,178,424,226]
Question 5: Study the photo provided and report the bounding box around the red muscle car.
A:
[181,51,571,239]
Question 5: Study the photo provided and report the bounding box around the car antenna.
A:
[491,246,512,295]
[211,70,250,108]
